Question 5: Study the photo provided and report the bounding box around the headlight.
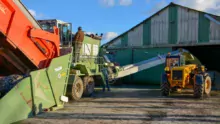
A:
[104,63,108,66]
[164,67,170,72]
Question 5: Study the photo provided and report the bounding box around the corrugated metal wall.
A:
[143,19,151,45]
[168,5,178,44]
[128,24,143,46]
[210,17,220,42]
[151,8,169,45]
[107,5,220,48]
[121,33,128,47]
[198,13,210,43]
[177,7,199,44]
[105,4,220,85]
[108,38,121,48]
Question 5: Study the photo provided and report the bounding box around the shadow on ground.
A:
[19,86,220,124]
[21,112,220,123]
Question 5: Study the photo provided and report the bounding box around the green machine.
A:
[0,18,107,123]
[0,47,74,124]
[67,35,107,100]
[37,19,107,101]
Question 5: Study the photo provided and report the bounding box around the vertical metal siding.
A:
[128,24,143,46]
[168,5,178,44]
[177,7,199,44]
[151,8,169,45]
[108,38,121,48]
[143,19,151,45]
[198,13,210,43]
[210,17,220,42]
[121,33,128,47]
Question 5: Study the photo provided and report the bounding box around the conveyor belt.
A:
[116,49,188,79]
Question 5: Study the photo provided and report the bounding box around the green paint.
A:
[0,49,73,124]
[143,19,151,45]
[168,5,178,44]
[121,33,128,47]
[46,50,72,107]
[133,48,172,85]
[82,36,101,56]
[198,13,210,43]
[72,35,104,76]
[0,77,33,124]
[30,69,56,113]
[30,50,72,114]
[114,49,132,83]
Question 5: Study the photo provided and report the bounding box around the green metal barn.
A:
[102,2,220,85]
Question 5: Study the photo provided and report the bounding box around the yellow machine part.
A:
[169,64,197,88]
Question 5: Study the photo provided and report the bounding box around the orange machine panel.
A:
[0,0,60,74]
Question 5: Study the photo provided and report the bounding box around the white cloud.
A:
[28,9,47,19]
[99,0,115,7]
[144,0,220,16]
[102,32,118,41]
[172,0,220,15]
[100,0,133,7]
[85,32,94,35]
[28,9,36,17]
[85,32,103,36]
[119,0,132,6]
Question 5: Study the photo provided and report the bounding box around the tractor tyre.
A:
[204,75,212,96]
[194,83,204,99]
[82,76,95,97]
[161,82,170,96]
[71,76,84,101]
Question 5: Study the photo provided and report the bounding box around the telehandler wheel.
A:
[194,83,204,98]
[71,76,84,101]
[204,76,212,95]
[161,82,170,96]
[82,76,95,97]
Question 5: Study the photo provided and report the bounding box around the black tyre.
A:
[194,83,204,98]
[71,76,84,101]
[161,82,170,96]
[82,76,95,97]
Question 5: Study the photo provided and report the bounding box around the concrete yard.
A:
[20,85,220,124]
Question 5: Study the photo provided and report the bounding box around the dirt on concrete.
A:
[20,85,220,124]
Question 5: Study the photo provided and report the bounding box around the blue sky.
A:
[22,0,220,44]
